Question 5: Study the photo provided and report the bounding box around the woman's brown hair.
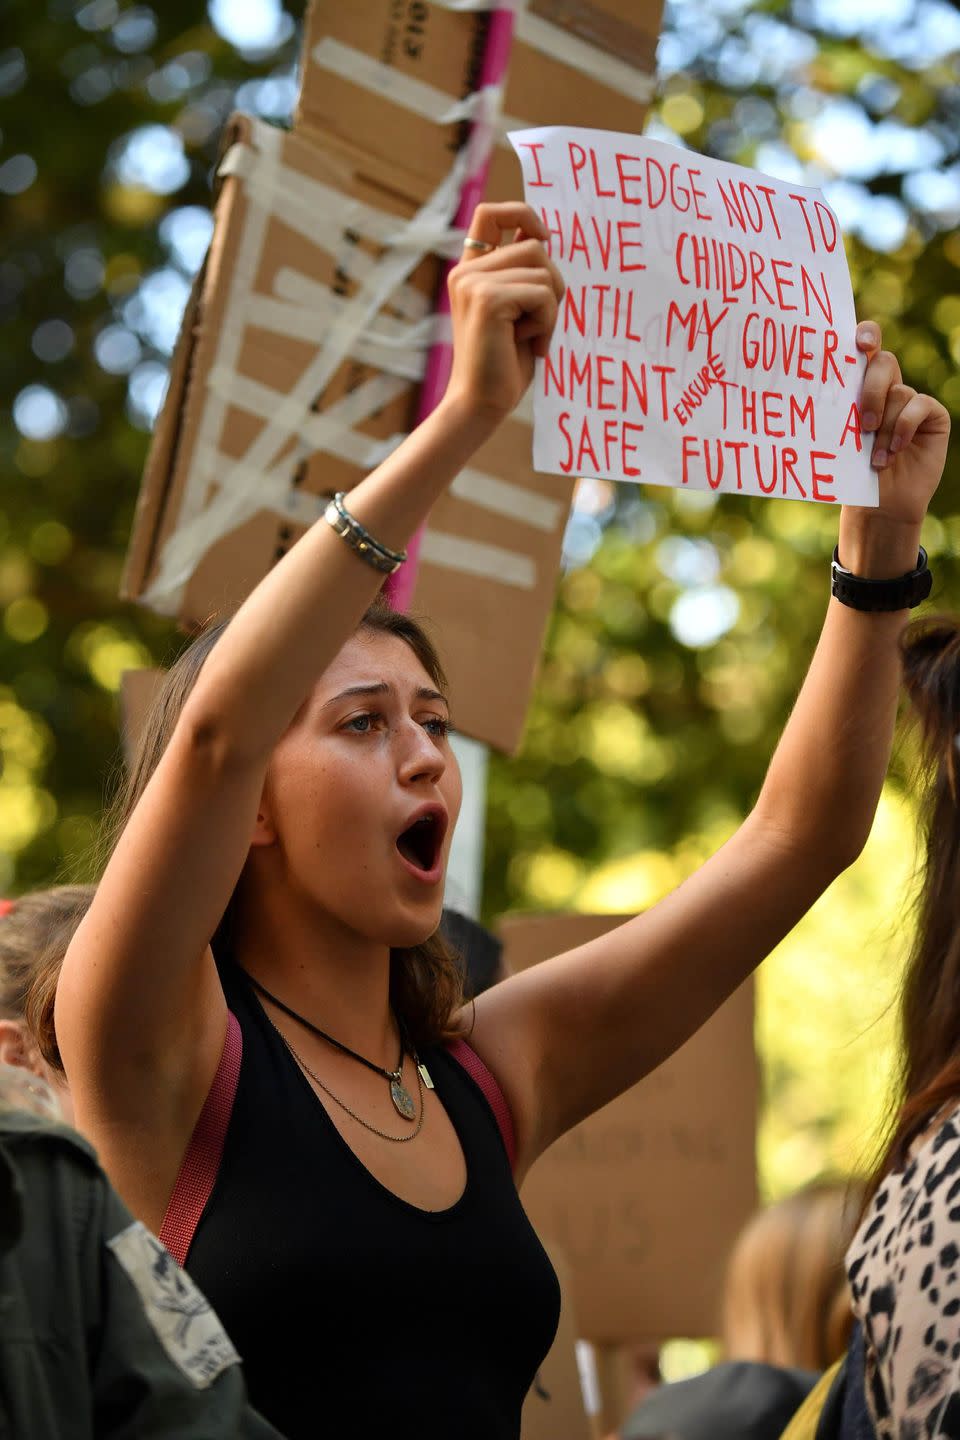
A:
[722,1179,864,1371]
[100,602,465,1053]
[0,885,95,1073]
[867,615,960,1190]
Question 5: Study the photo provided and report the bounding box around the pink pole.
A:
[385,7,516,612]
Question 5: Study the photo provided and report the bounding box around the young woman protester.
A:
[55,201,949,1440]
[841,621,960,1438]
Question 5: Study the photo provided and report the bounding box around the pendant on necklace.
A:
[390,1078,417,1121]
[418,1061,434,1091]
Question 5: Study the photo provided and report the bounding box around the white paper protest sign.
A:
[509,126,877,508]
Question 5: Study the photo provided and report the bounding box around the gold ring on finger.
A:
[462,237,495,254]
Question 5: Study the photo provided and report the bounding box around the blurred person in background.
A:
[0,1052,283,1437]
[0,884,93,1124]
[723,1179,863,1373]
[618,1180,862,1440]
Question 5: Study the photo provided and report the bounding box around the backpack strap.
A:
[779,1360,845,1440]
[446,1037,517,1173]
[814,1355,849,1440]
[158,1010,242,1266]
[838,1324,875,1440]
[803,1324,873,1440]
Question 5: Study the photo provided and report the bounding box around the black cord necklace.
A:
[244,971,423,1121]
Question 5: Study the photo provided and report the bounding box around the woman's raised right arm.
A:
[54,203,562,1206]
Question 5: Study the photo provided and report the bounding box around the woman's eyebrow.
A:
[321,682,391,710]
[321,682,449,709]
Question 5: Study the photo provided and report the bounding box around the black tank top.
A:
[185,961,561,1439]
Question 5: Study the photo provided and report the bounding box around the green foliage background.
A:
[3,0,960,1202]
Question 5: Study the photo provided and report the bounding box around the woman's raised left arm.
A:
[469,322,950,1180]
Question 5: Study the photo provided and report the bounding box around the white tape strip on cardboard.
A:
[145,95,500,608]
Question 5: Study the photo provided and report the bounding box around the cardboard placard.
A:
[511,126,876,507]
[119,667,164,763]
[521,1243,594,1440]
[123,119,446,623]
[296,3,659,209]
[503,913,757,1343]
[122,0,665,755]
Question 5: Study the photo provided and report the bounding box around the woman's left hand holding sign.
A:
[840,321,950,576]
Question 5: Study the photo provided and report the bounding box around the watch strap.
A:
[831,546,931,612]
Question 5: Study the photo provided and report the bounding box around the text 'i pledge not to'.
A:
[508,126,878,507]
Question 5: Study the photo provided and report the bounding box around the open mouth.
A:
[396,811,445,874]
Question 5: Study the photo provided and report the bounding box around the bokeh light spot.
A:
[234,73,298,123]
[4,598,49,645]
[0,786,56,853]
[122,267,191,353]
[513,848,583,907]
[669,585,741,649]
[111,125,190,195]
[94,324,142,375]
[89,636,153,691]
[31,319,75,364]
[126,361,170,429]
[76,0,119,30]
[29,522,73,566]
[0,48,27,98]
[13,385,69,441]
[660,93,705,136]
[111,6,157,53]
[64,247,104,299]
[159,206,214,275]
[0,154,37,196]
[208,0,295,54]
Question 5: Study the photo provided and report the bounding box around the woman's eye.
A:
[345,712,377,733]
[422,716,450,739]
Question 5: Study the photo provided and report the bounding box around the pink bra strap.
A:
[158,1010,242,1266]
[446,1037,516,1173]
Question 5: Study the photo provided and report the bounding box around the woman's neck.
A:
[231,879,396,1067]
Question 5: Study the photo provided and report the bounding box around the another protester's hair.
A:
[0,885,95,1074]
[722,1179,864,1371]
[865,616,960,1189]
[100,602,465,1051]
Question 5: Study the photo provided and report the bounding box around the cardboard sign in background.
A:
[521,1243,593,1440]
[123,0,665,756]
[119,668,164,763]
[504,913,758,1343]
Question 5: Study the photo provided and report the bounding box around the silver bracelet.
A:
[323,493,407,576]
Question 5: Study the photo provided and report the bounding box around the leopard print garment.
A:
[846,1103,960,1438]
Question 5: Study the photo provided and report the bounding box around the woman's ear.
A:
[249,781,278,849]
[0,1018,47,1080]
[250,813,277,847]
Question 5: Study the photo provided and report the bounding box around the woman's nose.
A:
[397,724,446,784]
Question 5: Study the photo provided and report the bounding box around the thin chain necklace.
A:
[274,1023,425,1143]
[244,970,421,1122]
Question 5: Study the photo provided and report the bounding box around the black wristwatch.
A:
[831,546,931,612]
